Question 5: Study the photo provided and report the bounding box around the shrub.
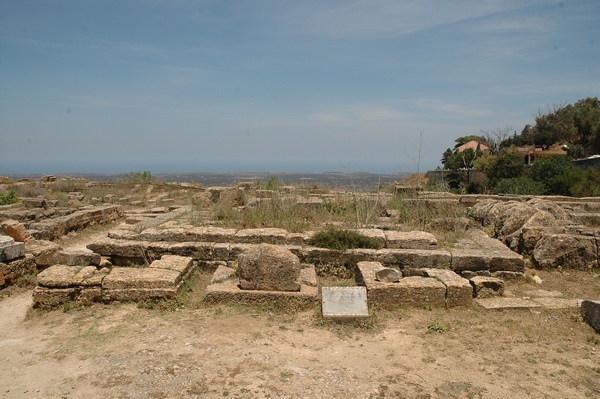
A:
[0,190,18,205]
[492,177,545,195]
[308,226,383,251]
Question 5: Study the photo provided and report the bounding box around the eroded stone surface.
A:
[238,243,301,291]
[470,276,505,298]
[384,230,437,249]
[1,219,32,242]
[0,236,25,262]
[356,261,446,309]
[423,268,473,307]
[0,254,36,284]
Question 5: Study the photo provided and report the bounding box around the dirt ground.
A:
[2,229,600,398]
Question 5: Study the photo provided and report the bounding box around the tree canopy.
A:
[439,97,600,196]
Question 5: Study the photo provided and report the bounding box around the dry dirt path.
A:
[1,278,600,399]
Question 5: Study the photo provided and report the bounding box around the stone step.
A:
[32,255,196,307]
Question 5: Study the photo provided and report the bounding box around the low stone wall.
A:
[32,255,196,308]
[28,205,123,241]
[0,236,36,287]
[87,227,524,278]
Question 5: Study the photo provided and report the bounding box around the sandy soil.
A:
[1,269,600,399]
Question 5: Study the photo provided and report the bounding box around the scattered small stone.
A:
[375,268,402,283]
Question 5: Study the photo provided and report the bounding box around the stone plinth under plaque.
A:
[321,286,369,320]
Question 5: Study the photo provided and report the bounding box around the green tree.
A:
[528,155,573,194]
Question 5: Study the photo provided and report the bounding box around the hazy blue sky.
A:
[1,0,598,174]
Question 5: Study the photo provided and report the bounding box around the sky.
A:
[0,0,598,175]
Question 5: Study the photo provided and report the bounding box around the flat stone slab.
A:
[376,249,452,269]
[36,265,108,288]
[204,281,318,308]
[475,297,542,309]
[102,267,183,290]
[523,289,565,298]
[149,255,194,275]
[581,300,600,333]
[531,297,581,309]
[0,236,25,262]
[322,286,369,320]
[383,230,437,249]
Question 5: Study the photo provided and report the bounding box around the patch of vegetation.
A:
[122,170,154,185]
[0,190,19,205]
[308,226,383,251]
[426,321,451,334]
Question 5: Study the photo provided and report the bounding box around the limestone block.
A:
[32,286,103,307]
[384,230,438,249]
[237,243,301,292]
[581,300,600,333]
[299,264,318,287]
[190,226,237,243]
[210,265,236,283]
[87,238,150,259]
[149,255,194,275]
[450,249,489,272]
[423,268,473,307]
[355,261,446,309]
[102,267,183,290]
[376,249,451,269]
[1,219,32,242]
[166,242,213,261]
[0,236,25,261]
[53,250,101,266]
[533,234,598,270]
[301,247,346,266]
[0,271,5,286]
[470,276,505,298]
[212,243,231,261]
[234,228,289,244]
[25,239,62,267]
[36,265,107,288]
[0,254,36,284]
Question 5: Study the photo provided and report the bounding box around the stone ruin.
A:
[1,177,599,316]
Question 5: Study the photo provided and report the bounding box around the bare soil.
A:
[2,226,600,398]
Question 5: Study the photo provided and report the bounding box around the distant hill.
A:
[4,171,412,191]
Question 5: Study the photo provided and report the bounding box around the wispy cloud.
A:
[284,0,533,39]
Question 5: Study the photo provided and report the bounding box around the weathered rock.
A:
[423,268,473,307]
[0,254,36,284]
[384,230,437,249]
[102,267,182,290]
[356,261,446,309]
[0,271,5,286]
[25,239,62,267]
[299,264,318,287]
[36,265,108,288]
[149,255,194,275]
[581,300,600,333]
[1,219,32,242]
[21,197,48,209]
[237,243,301,291]
[532,234,598,270]
[470,276,505,298]
[0,236,25,261]
[234,228,289,244]
[375,267,402,283]
[376,249,452,269]
[211,265,236,283]
[53,250,102,266]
